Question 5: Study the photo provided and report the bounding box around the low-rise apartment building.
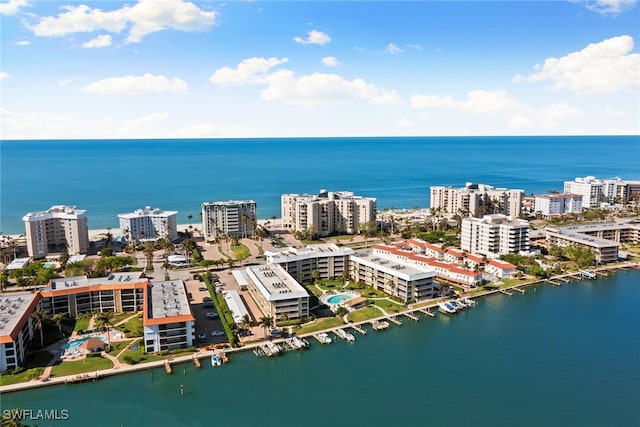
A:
[0,293,41,372]
[265,243,354,284]
[143,280,195,353]
[245,264,309,324]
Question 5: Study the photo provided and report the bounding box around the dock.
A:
[404,312,420,321]
[499,289,513,296]
[512,287,525,294]
[350,324,367,335]
[546,280,562,287]
[65,372,100,384]
[193,356,201,368]
[164,360,172,375]
[370,320,389,330]
[419,308,435,317]
[387,316,402,326]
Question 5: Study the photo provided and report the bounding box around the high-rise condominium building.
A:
[281,190,376,237]
[563,176,640,208]
[460,214,530,257]
[201,200,257,241]
[534,194,583,217]
[430,183,524,218]
[23,205,89,258]
[118,206,178,243]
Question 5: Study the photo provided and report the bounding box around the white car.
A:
[210,330,225,337]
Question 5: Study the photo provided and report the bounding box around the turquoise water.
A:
[64,336,104,351]
[327,294,352,305]
[1,136,638,233]
[4,271,639,426]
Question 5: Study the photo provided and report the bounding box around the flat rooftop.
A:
[147,280,192,320]
[266,243,354,262]
[0,293,39,342]
[222,290,250,325]
[246,264,308,301]
[46,272,147,291]
[351,249,436,281]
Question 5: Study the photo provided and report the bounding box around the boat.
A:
[438,302,456,314]
[211,353,222,366]
[314,332,332,344]
[334,328,355,342]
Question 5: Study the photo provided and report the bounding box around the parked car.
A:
[202,296,212,302]
[197,333,207,343]
[211,330,225,337]
[206,312,219,319]
[198,287,207,291]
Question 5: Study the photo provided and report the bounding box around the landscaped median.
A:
[203,275,238,347]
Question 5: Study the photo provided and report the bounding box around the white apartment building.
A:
[202,200,257,241]
[281,190,376,237]
[143,280,195,353]
[534,194,583,217]
[430,183,524,218]
[265,243,354,284]
[461,214,530,257]
[245,264,309,324]
[349,246,438,302]
[118,206,178,243]
[0,293,40,372]
[23,205,90,259]
[563,176,640,208]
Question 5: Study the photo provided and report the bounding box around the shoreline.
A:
[2,261,638,395]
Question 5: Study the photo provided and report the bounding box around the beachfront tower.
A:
[281,190,377,237]
[430,183,524,218]
[23,205,90,259]
[460,214,530,257]
[118,206,178,244]
[201,200,257,241]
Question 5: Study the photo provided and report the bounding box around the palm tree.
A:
[52,312,68,338]
[31,309,48,348]
[95,311,115,346]
[239,314,251,332]
[278,313,289,325]
[259,316,273,338]
[311,269,320,284]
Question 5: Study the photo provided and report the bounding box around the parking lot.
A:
[184,277,228,347]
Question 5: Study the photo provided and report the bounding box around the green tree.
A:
[52,312,68,338]
[335,306,348,317]
[95,311,115,346]
[239,314,251,331]
[259,316,274,338]
[311,269,320,284]
[31,309,48,348]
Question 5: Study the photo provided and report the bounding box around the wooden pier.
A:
[350,324,367,335]
[546,280,562,287]
[499,289,513,296]
[164,360,172,375]
[404,312,420,321]
[512,287,525,294]
[65,372,100,384]
[419,308,435,317]
[370,320,389,330]
[193,356,201,368]
[387,316,402,326]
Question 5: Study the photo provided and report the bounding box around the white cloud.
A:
[410,94,456,108]
[16,40,30,46]
[321,56,339,67]
[585,0,637,16]
[210,57,288,85]
[410,89,583,130]
[406,44,423,51]
[515,35,640,95]
[0,108,113,139]
[395,117,411,127]
[82,34,112,48]
[118,112,168,136]
[0,72,10,80]
[29,0,217,43]
[384,43,403,54]
[0,0,29,16]
[293,29,330,45]
[604,107,625,116]
[81,73,188,95]
[260,70,401,107]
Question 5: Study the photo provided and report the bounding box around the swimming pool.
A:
[326,294,353,305]
[65,336,104,351]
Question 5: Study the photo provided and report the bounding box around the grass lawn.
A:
[119,314,143,338]
[106,339,134,355]
[0,351,53,386]
[296,317,344,335]
[372,299,405,314]
[317,279,345,291]
[73,313,93,332]
[50,356,113,377]
[117,340,196,365]
[231,243,250,260]
[304,284,324,298]
[346,306,383,323]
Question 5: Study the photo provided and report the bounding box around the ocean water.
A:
[3,271,639,426]
[1,135,639,234]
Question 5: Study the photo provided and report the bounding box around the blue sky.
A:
[1,0,639,139]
